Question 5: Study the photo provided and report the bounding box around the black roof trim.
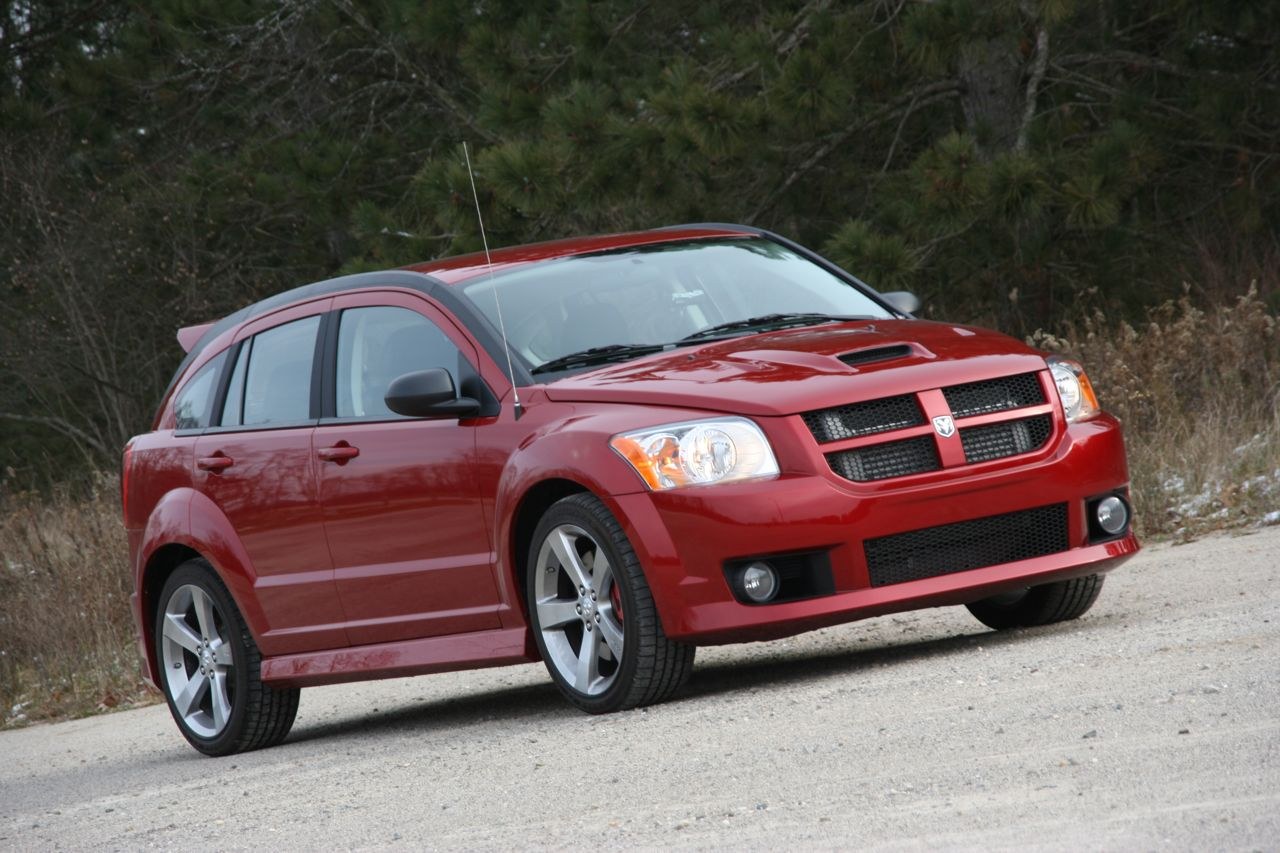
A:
[160,224,907,420]
[160,270,533,419]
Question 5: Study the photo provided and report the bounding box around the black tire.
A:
[155,559,299,756]
[526,493,695,713]
[965,573,1105,630]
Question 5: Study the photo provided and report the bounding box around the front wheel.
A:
[527,493,695,713]
[155,559,299,755]
[965,573,1105,630]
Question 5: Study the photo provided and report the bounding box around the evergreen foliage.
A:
[1,0,1277,477]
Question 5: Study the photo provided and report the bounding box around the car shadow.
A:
[283,679,566,747]
[281,612,1123,748]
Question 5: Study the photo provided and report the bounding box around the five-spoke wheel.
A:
[527,493,695,713]
[160,583,236,738]
[534,523,627,697]
[155,560,299,755]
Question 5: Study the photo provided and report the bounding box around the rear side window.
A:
[173,350,227,431]
[239,316,321,426]
[335,307,463,419]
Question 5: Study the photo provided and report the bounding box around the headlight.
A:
[610,417,780,490]
[1047,357,1100,422]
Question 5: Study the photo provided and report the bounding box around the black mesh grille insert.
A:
[802,395,924,443]
[960,415,1053,463]
[826,435,940,482]
[864,503,1070,587]
[944,372,1045,418]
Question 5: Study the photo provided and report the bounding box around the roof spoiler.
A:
[177,322,215,353]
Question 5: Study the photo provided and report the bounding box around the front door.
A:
[315,291,500,646]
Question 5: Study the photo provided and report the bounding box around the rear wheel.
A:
[527,493,695,713]
[966,573,1105,630]
[155,559,299,755]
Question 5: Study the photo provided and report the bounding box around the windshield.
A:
[458,237,895,374]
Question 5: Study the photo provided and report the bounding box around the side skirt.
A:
[260,627,535,688]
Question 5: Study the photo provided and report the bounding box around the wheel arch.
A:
[508,477,590,624]
[138,543,204,684]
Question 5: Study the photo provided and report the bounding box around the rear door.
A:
[192,299,348,654]
[314,290,501,646]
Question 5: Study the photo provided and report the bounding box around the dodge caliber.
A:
[122,224,1139,755]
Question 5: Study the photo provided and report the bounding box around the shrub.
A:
[1032,285,1280,538]
[0,477,153,726]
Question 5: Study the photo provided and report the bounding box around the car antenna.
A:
[462,140,523,420]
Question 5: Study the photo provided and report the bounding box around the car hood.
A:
[541,320,1050,416]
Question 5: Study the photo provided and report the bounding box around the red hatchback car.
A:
[123,224,1138,755]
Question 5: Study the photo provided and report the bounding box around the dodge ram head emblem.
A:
[932,415,956,437]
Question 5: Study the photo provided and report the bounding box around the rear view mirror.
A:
[385,369,480,418]
[880,291,921,315]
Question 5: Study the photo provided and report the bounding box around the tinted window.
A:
[335,307,463,419]
[173,351,227,431]
[460,237,894,372]
[241,316,320,426]
[219,341,250,427]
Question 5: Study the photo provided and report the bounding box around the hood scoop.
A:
[837,344,914,368]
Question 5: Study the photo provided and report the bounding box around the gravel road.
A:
[3,528,1278,851]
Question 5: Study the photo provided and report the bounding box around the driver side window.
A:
[335,306,463,419]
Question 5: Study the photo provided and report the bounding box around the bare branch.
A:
[0,413,110,458]
[751,80,962,221]
[1016,24,1050,153]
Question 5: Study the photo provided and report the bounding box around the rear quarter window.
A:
[173,350,228,431]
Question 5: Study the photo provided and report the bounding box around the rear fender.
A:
[137,488,269,671]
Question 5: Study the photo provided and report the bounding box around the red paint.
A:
[124,227,1138,692]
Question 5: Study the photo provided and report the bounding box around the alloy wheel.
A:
[533,523,625,696]
[160,583,235,738]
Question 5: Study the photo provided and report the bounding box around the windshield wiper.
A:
[531,343,671,375]
[678,312,867,342]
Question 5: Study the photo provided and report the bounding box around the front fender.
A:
[489,403,710,637]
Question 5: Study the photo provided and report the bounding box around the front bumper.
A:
[614,414,1138,644]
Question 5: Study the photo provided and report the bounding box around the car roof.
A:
[160,224,762,421]
[401,225,755,285]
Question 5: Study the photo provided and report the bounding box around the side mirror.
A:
[880,291,921,315]
[384,369,480,418]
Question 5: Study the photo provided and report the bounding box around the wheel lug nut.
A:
[576,605,582,614]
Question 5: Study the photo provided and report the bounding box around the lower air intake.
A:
[863,503,1069,587]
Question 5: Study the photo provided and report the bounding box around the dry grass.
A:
[1,286,1276,727]
[1033,284,1280,539]
[0,476,156,726]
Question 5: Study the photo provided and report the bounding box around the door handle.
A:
[317,443,360,463]
[197,454,234,472]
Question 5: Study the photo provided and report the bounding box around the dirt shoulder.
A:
[1,527,1277,850]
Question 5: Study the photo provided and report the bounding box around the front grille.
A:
[863,503,1069,587]
[803,395,924,443]
[943,372,1045,418]
[826,435,940,482]
[960,415,1053,463]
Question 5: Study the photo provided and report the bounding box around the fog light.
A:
[740,562,779,603]
[1096,496,1129,535]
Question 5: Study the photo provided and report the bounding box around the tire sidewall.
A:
[526,497,643,713]
[155,560,252,756]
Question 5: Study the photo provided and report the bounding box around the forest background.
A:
[1,0,1277,721]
